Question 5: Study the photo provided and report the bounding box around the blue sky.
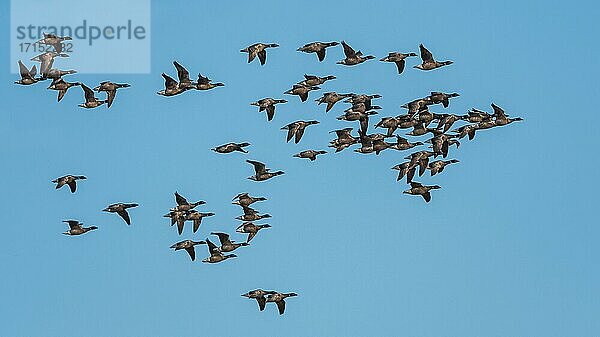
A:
[1,0,598,336]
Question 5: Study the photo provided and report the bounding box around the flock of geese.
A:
[16,33,523,316]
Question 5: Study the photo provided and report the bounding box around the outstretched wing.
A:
[106,90,117,108]
[341,41,355,58]
[162,73,178,90]
[81,84,95,102]
[316,49,326,62]
[419,44,434,63]
[67,180,77,193]
[257,296,267,311]
[197,74,210,85]
[117,210,131,225]
[491,103,507,119]
[184,247,196,261]
[266,105,275,121]
[175,192,188,206]
[294,125,306,143]
[257,50,267,65]
[395,60,406,74]
[173,61,191,84]
[212,232,231,245]
[276,300,286,315]
[247,160,266,174]
[18,60,30,78]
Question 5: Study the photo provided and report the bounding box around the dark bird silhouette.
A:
[251,98,287,121]
[242,289,275,311]
[337,41,375,66]
[232,193,267,207]
[170,239,206,261]
[14,61,38,85]
[194,74,224,90]
[212,142,251,154]
[380,52,418,74]
[281,120,319,143]
[297,41,339,61]
[293,150,327,161]
[242,289,277,311]
[236,206,272,221]
[236,222,271,242]
[93,81,131,108]
[241,43,279,65]
[202,238,237,263]
[79,83,106,108]
[102,203,139,225]
[52,175,86,193]
[403,182,441,202]
[266,292,298,315]
[298,74,336,87]
[211,232,249,253]
[284,84,320,102]
[315,92,353,112]
[62,220,97,236]
[246,160,284,181]
[173,192,206,212]
[48,78,80,102]
[428,159,459,176]
[414,44,453,71]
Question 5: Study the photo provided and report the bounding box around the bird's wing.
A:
[242,206,258,216]
[106,90,116,108]
[81,84,95,102]
[67,180,77,193]
[423,191,431,203]
[212,232,231,245]
[316,49,326,62]
[162,73,178,90]
[177,218,185,235]
[117,210,131,225]
[491,103,507,119]
[18,61,30,78]
[276,300,286,315]
[257,50,267,65]
[197,74,210,85]
[57,89,67,102]
[257,296,267,311]
[175,192,188,206]
[173,61,191,84]
[65,221,81,230]
[419,44,434,63]
[206,239,220,256]
[193,219,201,233]
[266,105,275,121]
[184,247,196,261]
[247,160,266,174]
[299,92,308,102]
[395,60,406,74]
[341,41,355,58]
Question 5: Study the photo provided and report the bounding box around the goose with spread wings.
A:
[246,160,284,181]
